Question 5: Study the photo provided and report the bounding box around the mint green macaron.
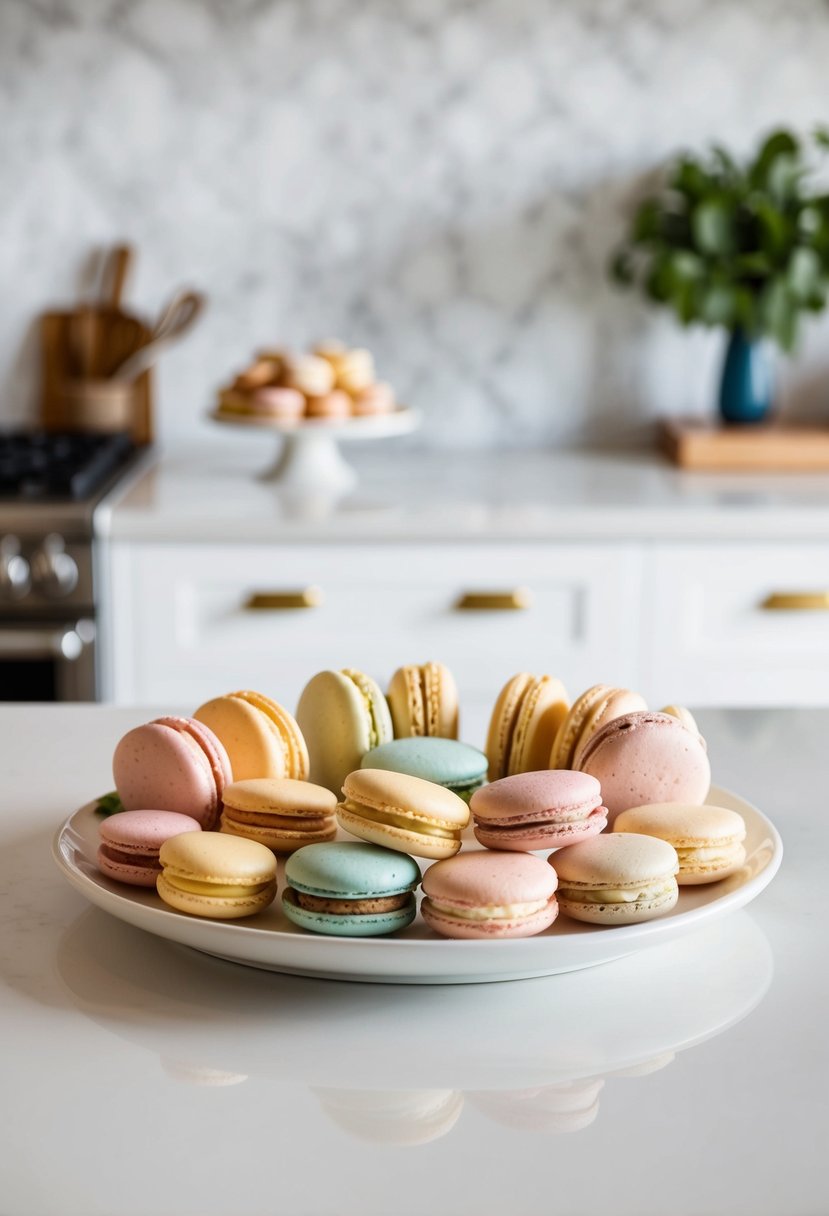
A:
[361,737,488,801]
[282,842,421,937]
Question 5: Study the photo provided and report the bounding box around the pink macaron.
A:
[249,386,305,420]
[577,711,711,825]
[112,716,232,829]
[97,809,203,887]
[421,851,558,939]
[470,770,607,852]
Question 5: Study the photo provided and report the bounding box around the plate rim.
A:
[52,785,782,981]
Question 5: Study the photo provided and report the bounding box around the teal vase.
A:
[719,329,775,425]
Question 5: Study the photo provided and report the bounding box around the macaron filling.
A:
[558,879,676,905]
[339,799,459,840]
[163,875,274,899]
[289,890,412,915]
[98,844,160,869]
[426,897,554,922]
[475,801,605,828]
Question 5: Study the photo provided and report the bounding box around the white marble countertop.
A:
[1,704,824,1216]
[97,437,829,542]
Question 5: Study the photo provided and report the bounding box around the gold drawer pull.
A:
[454,589,532,611]
[244,587,322,611]
[761,591,829,611]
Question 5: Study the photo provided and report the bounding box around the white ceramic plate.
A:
[53,786,781,985]
[209,406,421,440]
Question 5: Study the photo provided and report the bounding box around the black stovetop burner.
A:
[0,431,136,501]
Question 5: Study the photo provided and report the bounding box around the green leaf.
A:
[750,129,799,189]
[762,279,799,350]
[692,197,737,256]
[752,199,792,258]
[787,246,823,299]
[95,791,125,817]
[768,153,804,205]
[632,199,662,242]
[699,283,739,326]
[672,157,710,198]
[814,126,829,150]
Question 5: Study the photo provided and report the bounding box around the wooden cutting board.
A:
[659,417,829,471]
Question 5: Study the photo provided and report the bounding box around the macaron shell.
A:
[508,676,570,775]
[422,849,558,906]
[473,808,607,852]
[222,777,337,818]
[673,843,746,885]
[194,692,308,781]
[470,769,602,824]
[549,684,612,770]
[336,803,462,860]
[281,889,416,936]
[154,715,233,801]
[485,673,534,781]
[421,896,559,940]
[159,829,277,885]
[113,722,221,827]
[556,883,678,925]
[570,688,648,769]
[361,737,487,795]
[422,662,459,739]
[577,711,711,824]
[296,670,392,794]
[234,691,309,780]
[98,809,203,887]
[387,666,425,737]
[552,830,679,888]
[285,841,421,898]
[661,705,700,734]
[157,873,277,919]
[96,852,162,887]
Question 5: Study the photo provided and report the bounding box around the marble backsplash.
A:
[2,0,829,449]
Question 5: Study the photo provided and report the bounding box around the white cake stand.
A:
[209,408,421,494]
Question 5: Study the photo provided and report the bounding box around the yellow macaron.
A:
[194,690,309,781]
[485,673,570,781]
[387,661,459,739]
[220,777,338,852]
[157,831,277,919]
[338,768,470,860]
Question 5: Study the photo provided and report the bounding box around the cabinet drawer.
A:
[645,543,829,706]
[108,543,643,720]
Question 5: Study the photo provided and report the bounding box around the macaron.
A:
[97,809,202,887]
[552,833,679,925]
[249,386,305,420]
[660,704,700,734]
[613,802,746,884]
[112,715,232,829]
[282,841,420,936]
[296,669,393,795]
[157,831,277,920]
[338,768,470,860]
[485,673,570,781]
[550,684,648,770]
[194,690,309,782]
[421,851,559,940]
[362,737,487,801]
[314,1089,463,1146]
[577,710,711,825]
[304,390,352,420]
[220,777,338,853]
[387,661,459,739]
[351,381,395,416]
[470,770,607,852]
[283,353,336,397]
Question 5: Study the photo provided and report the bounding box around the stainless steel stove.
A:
[0,432,146,700]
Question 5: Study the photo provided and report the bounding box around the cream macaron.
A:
[387,661,459,740]
[552,832,679,925]
[220,777,338,853]
[157,831,277,920]
[613,802,747,884]
[485,673,570,781]
[338,768,470,860]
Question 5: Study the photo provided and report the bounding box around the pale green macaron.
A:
[296,669,393,795]
[361,737,488,801]
[282,841,420,937]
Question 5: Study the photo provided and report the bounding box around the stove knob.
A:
[0,536,31,600]
[30,534,79,598]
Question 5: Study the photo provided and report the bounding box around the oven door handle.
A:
[0,622,94,661]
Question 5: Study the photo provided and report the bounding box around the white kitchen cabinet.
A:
[104,542,644,730]
[643,543,829,707]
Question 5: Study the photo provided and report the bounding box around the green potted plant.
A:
[611,128,829,424]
